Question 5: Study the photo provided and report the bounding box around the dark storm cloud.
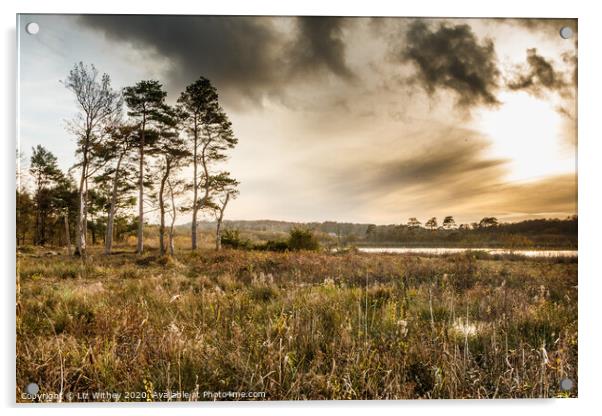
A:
[326,129,508,202]
[288,17,354,80]
[400,20,501,109]
[78,15,355,106]
[78,15,282,104]
[374,139,505,192]
[507,48,568,96]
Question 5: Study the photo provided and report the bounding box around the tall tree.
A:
[425,217,438,231]
[63,62,122,257]
[178,77,237,250]
[407,217,422,228]
[29,146,63,245]
[479,217,499,228]
[442,216,456,230]
[123,80,167,254]
[95,124,138,254]
[154,105,190,256]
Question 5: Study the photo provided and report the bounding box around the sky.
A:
[17,15,577,225]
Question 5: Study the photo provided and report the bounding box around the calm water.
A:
[358,247,577,258]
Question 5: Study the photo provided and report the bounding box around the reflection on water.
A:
[358,247,577,257]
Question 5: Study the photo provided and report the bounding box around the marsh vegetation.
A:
[16,246,577,401]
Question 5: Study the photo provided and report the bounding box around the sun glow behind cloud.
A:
[474,90,574,183]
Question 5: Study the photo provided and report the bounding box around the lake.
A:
[357,247,578,258]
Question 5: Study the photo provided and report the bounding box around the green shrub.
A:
[288,228,320,251]
[221,229,252,249]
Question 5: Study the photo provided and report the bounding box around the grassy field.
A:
[16,246,577,401]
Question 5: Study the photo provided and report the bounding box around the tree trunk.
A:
[191,200,197,249]
[64,210,72,256]
[200,142,211,247]
[104,153,124,255]
[215,221,222,251]
[34,193,42,245]
[40,211,46,245]
[136,117,146,255]
[215,193,230,251]
[76,148,88,257]
[168,179,176,256]
[191,123,198,250]
[159,159,170,256]
[83,178,88,245]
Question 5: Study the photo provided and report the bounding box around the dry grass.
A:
[16,247,577,401]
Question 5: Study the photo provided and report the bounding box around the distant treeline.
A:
[359,217,577,248]
[192,216,578,249]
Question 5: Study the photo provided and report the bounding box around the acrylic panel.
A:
[16,14,577,402]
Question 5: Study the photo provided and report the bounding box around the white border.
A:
[2,1,601,415]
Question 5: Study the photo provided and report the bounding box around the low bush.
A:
[288,228,320,251]
[221,229,252,250]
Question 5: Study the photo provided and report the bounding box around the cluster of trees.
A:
[16,62,239,257]
[16,145,141,251]
[401,216,499,231]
